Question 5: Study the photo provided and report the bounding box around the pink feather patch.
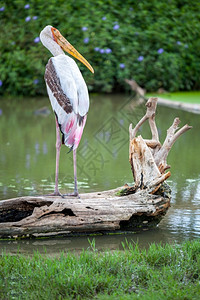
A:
[65,118,75,133]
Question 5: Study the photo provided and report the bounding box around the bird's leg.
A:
[73,149,79,196]
[46,117,63,197]
[63,149,79,197]
[54,118,62,195]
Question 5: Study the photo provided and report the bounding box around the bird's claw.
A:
[45,191,80,199]
[63,192,80,198]
[45,191,65,198]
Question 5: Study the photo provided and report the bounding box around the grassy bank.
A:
[0,240,199,299]
[147,91,200,104]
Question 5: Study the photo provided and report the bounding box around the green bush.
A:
[0,0,200,96]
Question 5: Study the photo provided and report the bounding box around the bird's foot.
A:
[63,191,80,198]
[45,191,65,198]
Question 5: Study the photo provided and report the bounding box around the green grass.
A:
[0,240,200,299]
[147,91,200,104]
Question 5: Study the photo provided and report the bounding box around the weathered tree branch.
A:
[129,97,192,192]
[129,98,160,143]
[125,79,146,99]
[155,119,192,168]
[146,98,160,142]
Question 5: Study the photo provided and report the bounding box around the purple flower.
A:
[129,7,133,11]
[137,56,144,62]
[176,41,181,45]
[100,49,105,54]
[34,37,40,43]
[0,80,2,87]
[0,109,2,116]
[102,16,106,20]
[24,4,30,9]
[113,24,119,30]
[0,6,5,11]
[105,48,112,53]
[184,44,188,48]
[94,47,100,52]
[119,63,125,69]
[33,79,39,84]
[135,32,139,36]
[82,26,88,31]
[84,37,89,44]
[25,16,31,22]
[157,48,164,54]
[32,16,38,20]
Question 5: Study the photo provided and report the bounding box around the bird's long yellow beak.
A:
[51,27,94,74]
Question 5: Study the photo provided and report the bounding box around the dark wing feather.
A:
[44,58,73,114]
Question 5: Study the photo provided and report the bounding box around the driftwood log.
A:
[0,98,191,238]
[0,189,170,238]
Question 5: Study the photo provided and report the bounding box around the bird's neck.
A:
[40,33,64,57]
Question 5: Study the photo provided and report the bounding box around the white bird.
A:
[40,25,94,197]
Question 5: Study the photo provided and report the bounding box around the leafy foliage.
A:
[0,0,200,95]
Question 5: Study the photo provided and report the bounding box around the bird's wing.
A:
[61,55,90,116]
[44,55,89,149]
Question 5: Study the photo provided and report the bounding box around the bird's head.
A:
[40,25,94,73]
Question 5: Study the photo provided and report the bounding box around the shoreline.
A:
[157,97,200,114]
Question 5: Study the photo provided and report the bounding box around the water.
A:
[0,94,199,254]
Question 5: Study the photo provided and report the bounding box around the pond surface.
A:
[0,94,199,254]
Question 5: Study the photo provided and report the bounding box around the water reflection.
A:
[0,228,191,256]
[0,95,200,253]
[159,178,200,242]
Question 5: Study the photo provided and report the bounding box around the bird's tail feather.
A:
[62,114,87,150]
